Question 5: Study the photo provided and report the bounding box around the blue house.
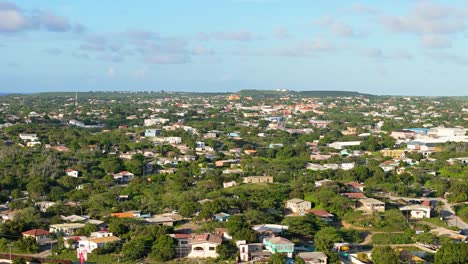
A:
[214,212,231,222]
[228,132,240,137]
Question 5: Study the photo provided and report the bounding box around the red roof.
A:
[347,182,364,188]
[307,209,333,217]
[422,200,431,207]
[172,234,192,239]
[66,168,76,172]
[22,229,50,236]
[342,193,367,199]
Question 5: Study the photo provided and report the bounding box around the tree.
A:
[150,235,177,261]
[121,235,153,261]
[314,227,341,253]
[434,242,468,264]
[294,256,306,264]
[12,258,27,264]
[268,252,287,264]
[216,241,237,261]
[16,237,39,253]
[371,246,399,264]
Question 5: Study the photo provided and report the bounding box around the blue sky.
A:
[1,0,468,95]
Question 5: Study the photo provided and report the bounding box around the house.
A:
[328,141,361,150]
[359,198,385,214]
[315,179,334,187]
[145,216,177,226]
[243,176,273,184]
[239,242,271,262]
[310,153,332,161]
[22,229,50,244]
[66,168,79,177]
[112,171,134,183]
[381,149,406,159]
[49,223,86,236]
[347,182,365,193]
[19,133,38,141]
[144,129,162,138]
[253,224,289,234]
[223,181,237,188]
[399,204,431,219]
[306,209,334,222]
[342,193,367,199]
[215,159,240,167]
[215,228,233,241]
[187,234,222,258]
[390,130,416,139]
[78,236,121,253]
[297,252,328,264]
[286,199,312,214]
[169,234,192,258]
[214,212,231,222]
[264,236,294,258]
[35,201,56,212]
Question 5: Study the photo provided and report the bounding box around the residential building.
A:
[49,223,86,236]
[306,209,334,221]
[347,182,365,193]
[66,168,79,177]
[22,229,50,243]
[169,234,192,258]
[359,198,385,214]
[112,171,134,183]
[78,236,121,253]
[238,243,271,262]
[19,133,38,141]
[187,234,222,258]
[296,252,328,264]
[223,181,237,188]
[263,236,294,258]
[390,130,416,139]
[214,212,231,222]
[399,205,431,219]
[243,176,273,184]
[286,198,312,214]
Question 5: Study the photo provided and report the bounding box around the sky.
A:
[1,0,468,96]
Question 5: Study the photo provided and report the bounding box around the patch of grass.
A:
[421,217,450,228]
[54,250,129,264]
[371,232,413,245]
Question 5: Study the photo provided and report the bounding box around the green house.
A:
[264,236,294,257]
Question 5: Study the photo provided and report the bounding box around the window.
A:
[194,247,203,251]
[209,247,215,251]
[181,241,188,245]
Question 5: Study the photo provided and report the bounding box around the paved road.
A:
[380,194,468,235]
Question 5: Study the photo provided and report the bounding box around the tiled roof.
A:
[22,229,50,236]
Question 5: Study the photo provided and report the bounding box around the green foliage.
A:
[150,235,177,261]
[371,246,400,264]
[371,231,413,244]
[216,241,237,261]
[225,215,257,242]
[434,242,468,264]
[268,252,287,264]
[15,237,39,253]
[314,227,342,253]
[121,235,153,261]
[282,214,323,238]
[12,258,27,264]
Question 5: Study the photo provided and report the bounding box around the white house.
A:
[66,168,79,177]
[19,133,38,141]
[22,229,50,243]
[49,223,85,235]
[399,205,431,219]
[78,236,121,253]
[187,234,222,258]
[112,171,135,183]
[223,181,237,188]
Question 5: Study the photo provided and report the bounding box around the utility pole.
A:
[8,243,12,261]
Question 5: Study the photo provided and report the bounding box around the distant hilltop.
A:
[238,89,374,98]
